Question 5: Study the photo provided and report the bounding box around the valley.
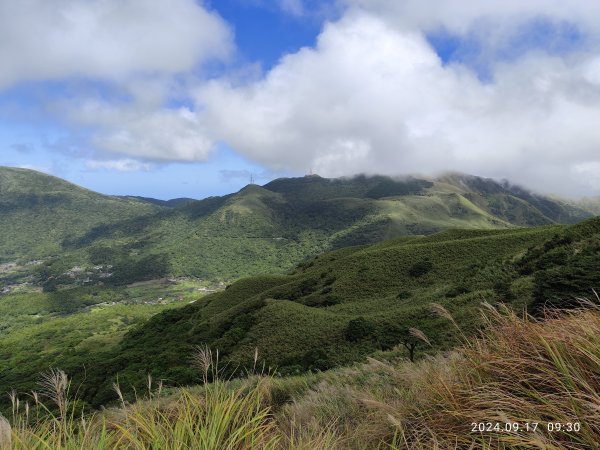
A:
[0,166,594,286]
[1,166,599,448]
[4,2,600,445]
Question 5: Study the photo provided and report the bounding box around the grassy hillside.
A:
[1,167,594,285]
[0,167,162,262]
[0,278,222,410]
[4,305,598,449]
[59,172,594,281]
[17,216,592,408]
[1,167,598,405]
[436,173,590,225]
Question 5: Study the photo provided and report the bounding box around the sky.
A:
[2,0,600,199]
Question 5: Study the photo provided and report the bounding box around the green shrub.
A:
[302,348,332,371]
[445,285,470,298]
[532,253,600,311]
[408,260,433,277]
[345,317,376,342]
[397,290,412,299]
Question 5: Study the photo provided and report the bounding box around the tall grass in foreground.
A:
[2,305,599,449]
[386,305,600,449]
[2,359,279,449]
[279,305,600,449]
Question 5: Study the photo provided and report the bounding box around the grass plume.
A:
[4,304,599,449]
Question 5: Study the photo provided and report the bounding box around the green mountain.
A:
[42,216,600,406]
[124,196,196,208]
[0,167,162,263]
[55,172,594,281]
[576,196,600,215]
[1,166,598,408]
[0,167,594,285]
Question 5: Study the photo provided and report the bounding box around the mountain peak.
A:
[0,166,88,195]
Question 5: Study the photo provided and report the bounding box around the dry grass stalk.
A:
[191,345,213,384]
[409,328,432,346]
[0,415,11,449]
[387,307,600,449]
[39,368,69,416]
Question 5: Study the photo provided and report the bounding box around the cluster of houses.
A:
[64,265,114,284]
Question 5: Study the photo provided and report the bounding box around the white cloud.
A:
[85,158,153,172]
[339,0,600,34]
[0,0,232,164]
[338,1,600,75]
[573,162,600,190]
[195,10,600,196]
[0,0,232,88]
[73,100,215,161]
[279,0,304,16]
[240,0,305,17]
[6,0,600,197]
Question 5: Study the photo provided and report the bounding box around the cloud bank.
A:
[3,0,600,196]
[197,8,600,195]
[0,0,232,87]
[85,158,153,172]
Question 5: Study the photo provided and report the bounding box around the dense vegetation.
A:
[4,216,593,408]
[3,305,598,449]
[1,166,599,424]
[1,167,594,285]
[0,278,220,412]
[0,167,161,263]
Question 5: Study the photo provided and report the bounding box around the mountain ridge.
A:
[0,166,595,281]
[36,216,600,406]
[0,167,164,262]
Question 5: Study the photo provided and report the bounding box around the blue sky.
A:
[0,0,325,199]
[0,0,321,198]
[1,0,600,199]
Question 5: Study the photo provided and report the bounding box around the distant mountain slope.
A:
[576,196,600,215]
[66,216,600,406]
[123,196,196,208]
[65,173,593,280]
[436,173,590,225]
[0,167,595,281]
[0,167,163,262]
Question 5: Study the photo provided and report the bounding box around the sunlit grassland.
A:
[2,304,598,449]
[4,216,598,411]
[0,279,216,403]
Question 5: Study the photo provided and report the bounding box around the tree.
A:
[302,348,332,371]
[409,259,433,277]
[402,339,418,362]
[401,328,431,362]
[345,317,375,341]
